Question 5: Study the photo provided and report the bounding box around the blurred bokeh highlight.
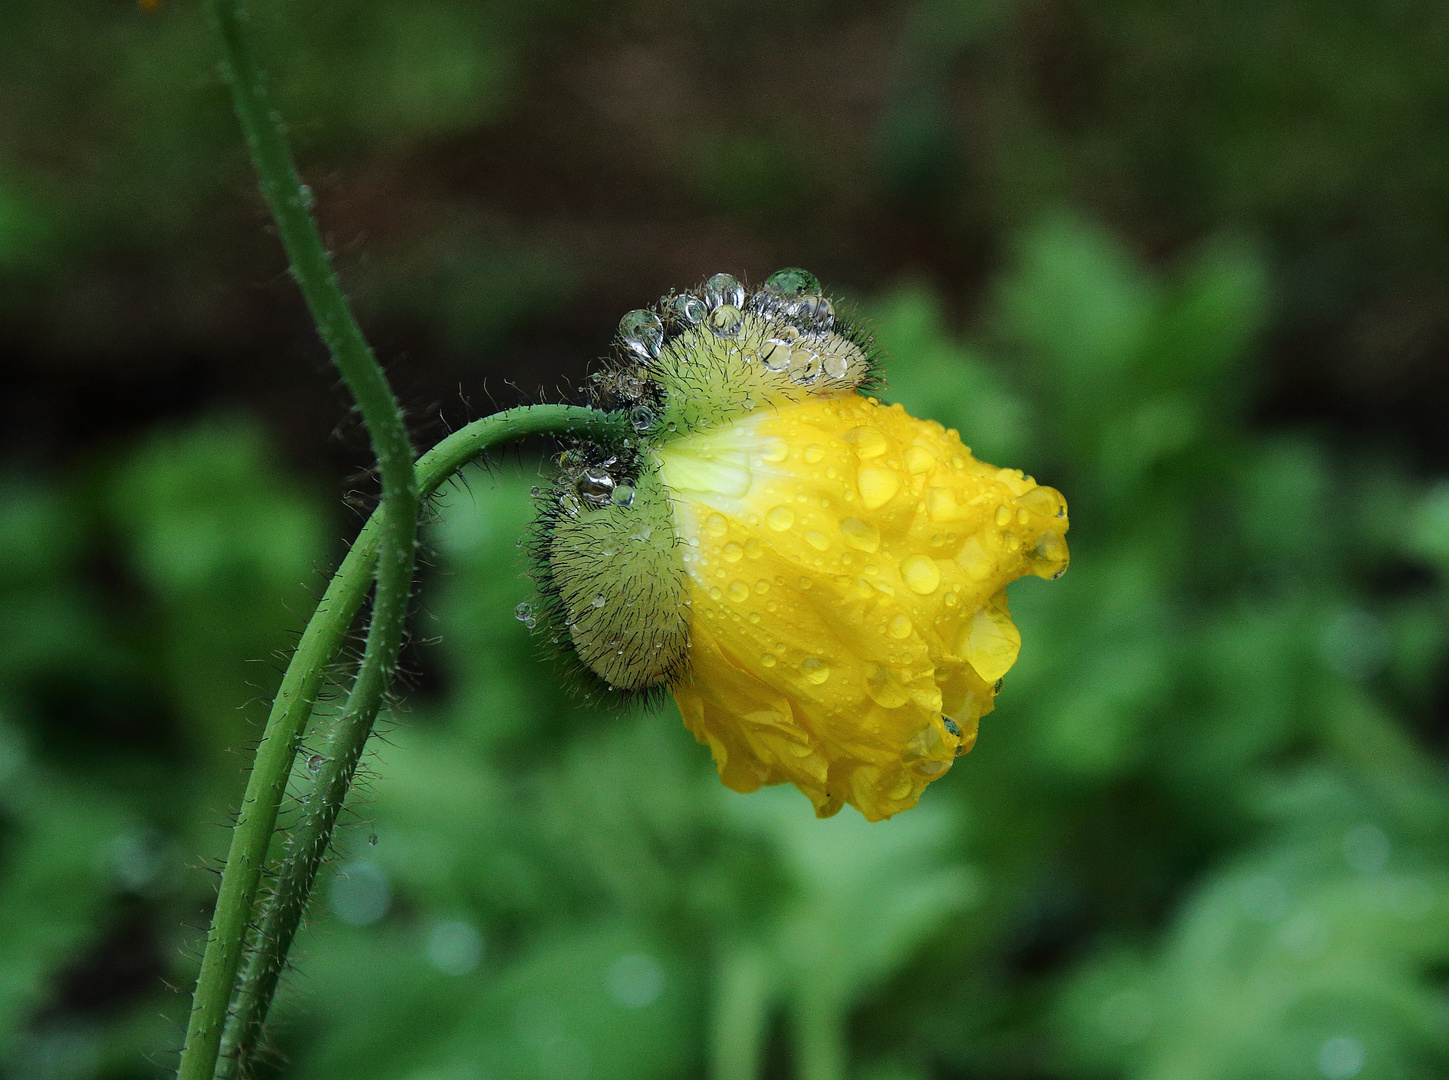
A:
[3,2,1449,1079]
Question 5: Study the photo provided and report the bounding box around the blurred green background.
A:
[3,1,1449,1079]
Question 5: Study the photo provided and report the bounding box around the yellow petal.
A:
[659,395,1068,820]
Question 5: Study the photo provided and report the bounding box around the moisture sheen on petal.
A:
[660,395,1069,821]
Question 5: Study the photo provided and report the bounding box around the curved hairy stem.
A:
[216,407,628,1077]
[183,406,630,1080]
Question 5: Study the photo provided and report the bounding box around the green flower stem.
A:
[176,2,631,1079]
[179,406,627,1080]
[180,1,418,1078]
[216,405,629,1078]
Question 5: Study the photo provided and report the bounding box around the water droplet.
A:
[994,505,1012,527]
[1028,530,1070,580]
[722,542,743,562]
[704,272,745,309]
[577,466,616,507]
[956,605,1021,683]
[764,267,820,296]
[786,348,821,383]
[797,295,835,327]
[865,663,910,708]
[754,579,769,594]
[904,446,936,475]
[800,657,830,684]
[591,594,607,608]
[619,309,664,359]
[368,833,378,846]
[670,293,707,325]
[728,581,749,602]
[514,602,533,622]
[306,754,325,773]
[761,653,777,667]
[758,438,789,462]
[705,513,729,536]
[805,530,829,551]
[629,405,655,433]
[901,554,941,594]
[709,304,743,336]
[766,506,795,531]
[611,483,636,507]
[761,339,792,372]
[857,467,901,509]
[530,485,541,497]
[821,350,849,379]
[709,586,723,600]
[744,538,762,558]
[630,522,653,541]
[888,614,913,639]
[846,426,889,458]
[839,516,881,552]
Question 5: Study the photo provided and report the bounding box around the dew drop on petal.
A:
[805,530,830,551]
[705,513,729,537]
[759,438,789,462]
[995,505,1013,527]
[847,426,889,459]
[803,444,826,464]
[905,446,936,474]
[800,657,830,684]
[901,554,941,595]
[959,607,1022,683]
[840,517,881,552]
[857,467,901,510]
[865,664,910,708]
[728,581,749,602]
[767,506,795,531]
[722,542,743,562]
[888,614,913,639]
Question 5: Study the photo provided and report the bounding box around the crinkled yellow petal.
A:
[661,395,1068,821]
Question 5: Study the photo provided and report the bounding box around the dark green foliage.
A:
[5,216,1448,1080]
[5,2,1449,1078]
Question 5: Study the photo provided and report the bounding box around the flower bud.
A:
[529,271,1068,820]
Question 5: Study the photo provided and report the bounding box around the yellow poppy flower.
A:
[533,270,1068,821]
